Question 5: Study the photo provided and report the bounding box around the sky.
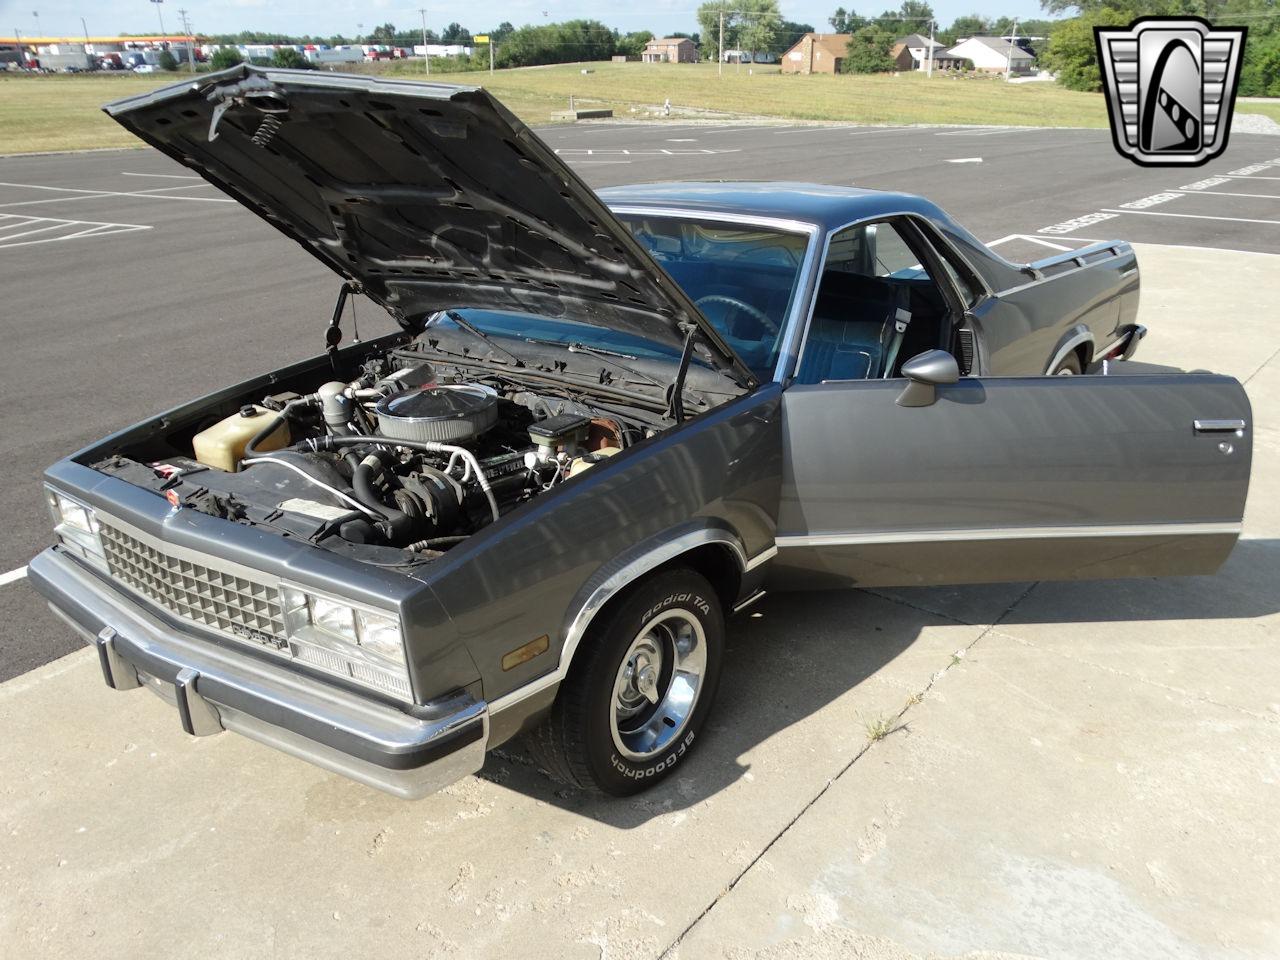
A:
[0,0,1059,40]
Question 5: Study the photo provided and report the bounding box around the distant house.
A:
[642,37,698,63]
[780,33,851,75]
[943,36,1035,74]
[890,33,946,71]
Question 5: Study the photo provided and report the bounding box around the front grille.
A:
[99,523,287,642]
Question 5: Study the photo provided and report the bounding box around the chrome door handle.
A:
[1193,419,1246,435]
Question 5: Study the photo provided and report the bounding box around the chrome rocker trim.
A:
[28,547,487,800]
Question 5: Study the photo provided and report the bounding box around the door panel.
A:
[773,373,1251,589]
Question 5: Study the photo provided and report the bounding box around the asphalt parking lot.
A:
[2,121,1279,958]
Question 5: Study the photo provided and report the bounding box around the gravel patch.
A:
[1232,112,1280,135]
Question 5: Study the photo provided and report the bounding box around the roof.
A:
[645,37,696,46]
[597,181,942,232]
[895,33,942,49]
[782,33,852,59]
[948,35,1034,59]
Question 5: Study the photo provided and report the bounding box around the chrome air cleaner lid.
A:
[374,385,498,443]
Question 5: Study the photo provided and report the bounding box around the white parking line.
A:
[985,234,1075,251]
[120,171,201,179]
[1169,187,1280,200]
[0,566,27,588]
[0,181,233,208]
[1226,173,1280,181]
[0,213,151,248]
[1100,208,1280,226]
[936,128,1015,136]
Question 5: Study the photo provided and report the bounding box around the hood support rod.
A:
[666,322,699,424]
[327,281,361,371]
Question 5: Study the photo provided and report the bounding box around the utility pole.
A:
[489,40,494,74]
[926,18,935,78]
[717,7,724,78]
[150,0,166,49]
[1005,18,1018,81]
[419,8,429,75]
[178,9,194,73]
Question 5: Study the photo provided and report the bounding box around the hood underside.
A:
[104,65,754,388]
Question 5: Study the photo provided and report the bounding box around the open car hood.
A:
[104,65,755,389]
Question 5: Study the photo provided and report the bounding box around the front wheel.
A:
[1052,352,1083,376]
[528,568,724,796]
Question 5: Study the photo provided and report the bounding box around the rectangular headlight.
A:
[281,585,410,700]
[46,487,107,573]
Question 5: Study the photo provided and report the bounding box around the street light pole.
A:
[717,7,723,78]
[178,8,194,73]
[150,0,166,50]
[1005,19,1018,81]
[419,8,429,75]
[926,18,934,78]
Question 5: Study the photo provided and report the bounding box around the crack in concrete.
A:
[1244,343,1280,385]
[659,581,1041,958]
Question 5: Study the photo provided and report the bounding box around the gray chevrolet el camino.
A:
[31,67,1253,798]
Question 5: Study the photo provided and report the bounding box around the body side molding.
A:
[488,526,770,716]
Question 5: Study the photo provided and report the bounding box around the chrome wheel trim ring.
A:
[609,608,708,762]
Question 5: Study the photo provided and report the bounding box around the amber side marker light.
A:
[502,635,550,671]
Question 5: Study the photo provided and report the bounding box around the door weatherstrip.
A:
[775,522,1241,548]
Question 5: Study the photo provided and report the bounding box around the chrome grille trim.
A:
[98,521,288,648]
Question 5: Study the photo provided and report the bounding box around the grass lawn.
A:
[1243,100,1280,125]
[5,62,1275,156]
[382,60,1112,128]
[0,73,176,153]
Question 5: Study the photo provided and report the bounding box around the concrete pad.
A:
[1126,243,1280,382]
[0,589,976,959]
[674,631,1280,959]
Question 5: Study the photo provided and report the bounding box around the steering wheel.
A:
[694,294,779,336]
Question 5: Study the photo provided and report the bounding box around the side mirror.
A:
[897,350,960,407]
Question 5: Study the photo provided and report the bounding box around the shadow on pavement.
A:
[489,537,1280,826]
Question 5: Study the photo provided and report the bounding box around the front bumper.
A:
[29,547,488,799]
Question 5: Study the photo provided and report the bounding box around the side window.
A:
[916,223,984,308]
[796,220,951,384]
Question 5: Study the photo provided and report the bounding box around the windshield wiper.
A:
[521,336,666,390]
[439,310,525,367]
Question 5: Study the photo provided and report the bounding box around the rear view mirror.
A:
[897,350,959,407]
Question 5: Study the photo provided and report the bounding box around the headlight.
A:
[46,487,107,573]
[281,586,410,700]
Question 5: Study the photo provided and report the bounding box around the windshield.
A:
[435,215,809,382]
[617,213,809,378]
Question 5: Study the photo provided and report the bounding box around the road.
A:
[2,121,1279,959]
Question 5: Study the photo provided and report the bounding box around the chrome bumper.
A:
[29,547,488,800]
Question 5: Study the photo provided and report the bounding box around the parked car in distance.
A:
[31,67,1253,800]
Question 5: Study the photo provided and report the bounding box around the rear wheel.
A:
[528,568,724,795]
[1052,351,1084,376]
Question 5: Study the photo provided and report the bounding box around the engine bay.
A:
[90,329,708,571]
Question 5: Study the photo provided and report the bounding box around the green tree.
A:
[830,7,861,32]
[491,22,515,42]
[157,49,178,71]
[697,0,781,59]
[777,21,816,52]
[210,47,244,70]
[441,23,473,44]
[1038,7,1130,90]
[843,23,896,71]
[1240,30,1280,95]
[698,2,740,60]
[617,30,655,58]
[271,47,315,69]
